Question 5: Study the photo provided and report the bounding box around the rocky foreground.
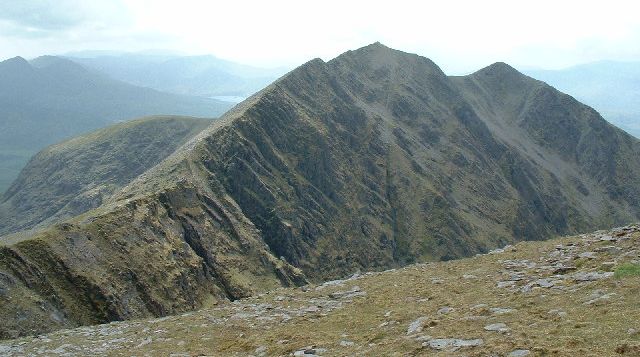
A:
[1,225,639,356]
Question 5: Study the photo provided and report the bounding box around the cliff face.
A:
[1,43,640,338]
[0,182,306,337]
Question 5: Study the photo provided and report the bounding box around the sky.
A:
[1,0,640,74]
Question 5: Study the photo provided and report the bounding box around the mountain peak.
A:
[330,42,445,77]
[30,55,68,68]
[2,56,28,63]
[363,41,389,49]
[467,61,538,93]
[0,56,31,71]
[30,55,89,74]
[346,41,402,58]
[473,61,523,78]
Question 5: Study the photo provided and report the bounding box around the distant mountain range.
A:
[67,52,288,98]
[2,43,639,338]
[524,61,640,138]
[0,55,233,193]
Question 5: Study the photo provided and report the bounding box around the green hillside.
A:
[0,116,212,236]
[0,56,233,193]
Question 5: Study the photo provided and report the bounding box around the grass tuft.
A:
[614,263,640,278]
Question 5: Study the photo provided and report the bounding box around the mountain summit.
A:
[1,43,639,337]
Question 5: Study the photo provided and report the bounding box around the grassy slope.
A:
[0,56,233,194]
[0,116,212,236]
[0,225,638,356]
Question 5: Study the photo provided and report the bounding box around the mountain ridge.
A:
[0,116,213,236]
[524,60,640,138]
[68,52,286,98]
[1,43,639,338]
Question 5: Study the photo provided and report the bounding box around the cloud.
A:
[0,0,131,36]
[116,0,640,71]
[0,1,83,31]
[1,0,640,71]
[0,0,148,60]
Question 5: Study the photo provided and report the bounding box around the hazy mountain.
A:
[0,55,233,194]
[1,43,639,337]
[524,61,640,138]
[0,116,211,236]
[68,52,288,98]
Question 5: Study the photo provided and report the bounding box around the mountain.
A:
[68,52,287,98]
[0,116,212,236]
[1,43,640,338]
[1,224,638,355]
[524,61,640,138]
[0,55,233,194]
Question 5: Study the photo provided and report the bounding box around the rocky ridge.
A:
[1,43,640,338]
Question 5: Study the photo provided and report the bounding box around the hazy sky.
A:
[1,0,639,73]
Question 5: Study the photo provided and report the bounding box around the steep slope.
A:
[1,43,640,338]
[525,61,640,138]
[451,63,640,239]
[0,56,233,194]
[1,224,638,356]
[0,116,212,236]
[69,53,286,97]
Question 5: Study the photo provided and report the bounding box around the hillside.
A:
[1,224,638,356]
[69,53,286,98]
[525,61,640,138]
[0,116,212,236]
[1,43,640,338]
[0,55,232,193]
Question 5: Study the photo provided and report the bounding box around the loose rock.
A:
[484,323,510,333]
[423,338,483,351]
[407,317,428,335]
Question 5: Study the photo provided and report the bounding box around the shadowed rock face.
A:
[2,43,640,338]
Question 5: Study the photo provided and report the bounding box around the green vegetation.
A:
[0,55,233,195]
[615,263,640,278]
[0,115,212,235]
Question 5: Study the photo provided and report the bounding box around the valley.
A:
[0,55,233,194]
